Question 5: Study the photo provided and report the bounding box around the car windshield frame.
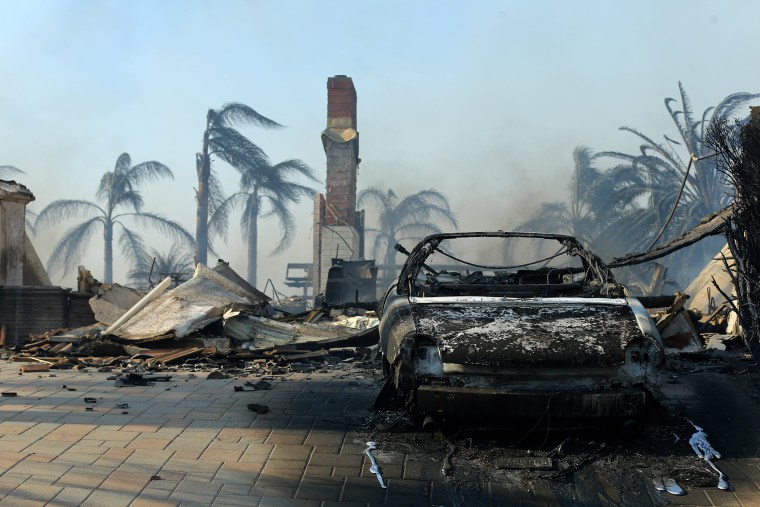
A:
[395,231,619,297]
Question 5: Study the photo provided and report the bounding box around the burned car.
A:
[378,232,664,426]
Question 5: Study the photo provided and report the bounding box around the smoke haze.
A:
[2,0,758,291]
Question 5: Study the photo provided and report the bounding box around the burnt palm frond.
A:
[209,192,247,242]
[25,208,37,235]
[217,102,283,130]
[207,168,227,220]
[0,165,25,178]
[127,160,173,186]
[209,126,271,173]
[593,84,758,285]
[46,217,102,279]
[358,187,396,211]
[127,244,194,289]
[123,212,195,248]
[359,187,458,265]
[515,202,572,234]
[116,226,149,267]
[35,200,105,228]
[260,193,297,254]
[38,152,179,282]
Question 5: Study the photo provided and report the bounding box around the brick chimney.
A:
[323,75,359,227]
[312,75,363,296]
[327,75,357,130]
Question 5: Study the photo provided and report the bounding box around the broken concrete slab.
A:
[89,283,146,326]
[104,277,173,335]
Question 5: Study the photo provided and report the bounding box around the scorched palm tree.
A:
[597,83,760,284]
[598,83,760,245]
[516,147,647,258]
[358,187,458,285]
[127,243,195,290]
[209,158,317,287]
[196,102,282,266]
[36,153,194,283]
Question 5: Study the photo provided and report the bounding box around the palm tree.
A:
[209,158,317,287]
[596,83,760,284]
[515,147,647,258]
[127,244,194,290]
[517,148,605,248]
[36,153,194,283]
[196,102,282,266]
[598,83,760,244]
[358,188,458,285]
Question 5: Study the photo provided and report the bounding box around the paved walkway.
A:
[0,354,759,506]
[0,365,383,507]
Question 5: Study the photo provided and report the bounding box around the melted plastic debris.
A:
[663,477,685,495]
[688,420,731,490]
[365,441,387,488]
[688,423,721,459]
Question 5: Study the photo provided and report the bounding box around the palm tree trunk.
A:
[104,221,113,283]
[246,192,259,288]
[195,124,210,266]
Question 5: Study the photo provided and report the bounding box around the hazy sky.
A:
[1,0,758,292]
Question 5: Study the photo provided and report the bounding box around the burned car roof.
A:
[394,231,623,299]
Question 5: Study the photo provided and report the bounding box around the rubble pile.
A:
[2,260,379,379]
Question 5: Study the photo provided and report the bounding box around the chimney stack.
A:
[322,75,359,227]
[312,75,363,296]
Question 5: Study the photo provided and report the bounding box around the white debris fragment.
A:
[688,420,730,490]
[664,478,685,495]
[364,441,387,488]
[717,470,731,491]
[688,424,722,460]
[332,315,379,330]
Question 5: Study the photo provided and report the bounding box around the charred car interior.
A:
[378,232,665,427]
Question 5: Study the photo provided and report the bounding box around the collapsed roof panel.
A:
[110,261,268,341]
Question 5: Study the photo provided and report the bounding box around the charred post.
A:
[706,107,760,361]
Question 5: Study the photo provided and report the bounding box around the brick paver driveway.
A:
[2,354,760,506]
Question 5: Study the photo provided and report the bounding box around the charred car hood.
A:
[409,297,645,368]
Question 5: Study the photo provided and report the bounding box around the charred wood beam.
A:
[608,205,733,268]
